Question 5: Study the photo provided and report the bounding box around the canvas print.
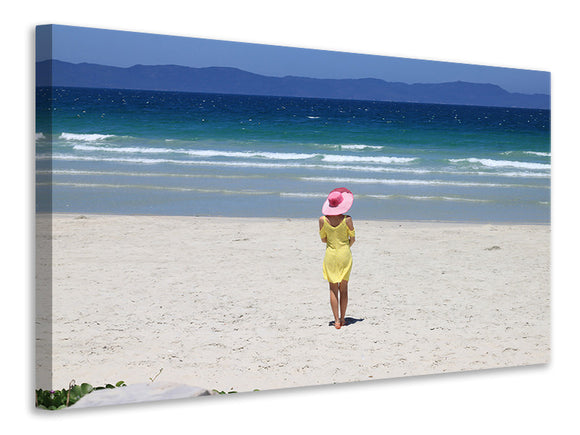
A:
[35,24,550,409]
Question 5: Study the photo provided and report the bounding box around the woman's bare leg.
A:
[329,283,340,328]
[339,280,348,326]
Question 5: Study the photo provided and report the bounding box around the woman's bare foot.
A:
[334,320,341,329]
[340,318,346,327]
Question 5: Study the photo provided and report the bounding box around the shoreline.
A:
[39,211,552,226]
[38,213,550,395]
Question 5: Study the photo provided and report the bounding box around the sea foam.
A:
[301,176,521,188]
[501,151,551,157]
[322,155,416,164]
[49,153,547,181]
[61,132,115,141]
[340,144,384,151]
[70,143,418,164]
[524,151,551,157]
[449,158,551,170]
[49,154,428,174]
[71,144,317,160]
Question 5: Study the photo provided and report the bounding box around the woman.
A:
[319,187,355,329]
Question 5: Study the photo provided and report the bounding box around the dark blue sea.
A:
[36,87,550,223]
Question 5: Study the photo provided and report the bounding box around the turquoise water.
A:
[36,87,550,223]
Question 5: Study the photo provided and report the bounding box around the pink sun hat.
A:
[322,187,354,216]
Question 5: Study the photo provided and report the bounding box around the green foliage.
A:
[212,389,237,395]
[212,388,260,395]
[35,380,126,410]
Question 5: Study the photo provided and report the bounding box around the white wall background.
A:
[4,1,578,433]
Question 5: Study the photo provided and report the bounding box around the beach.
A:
[39,213,550,394]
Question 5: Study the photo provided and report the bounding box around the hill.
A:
[36,60,550,109]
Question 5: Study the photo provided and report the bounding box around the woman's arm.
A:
[346,216,355,247]
[319,216,327,243]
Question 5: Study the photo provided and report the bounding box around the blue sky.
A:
[37,25,550,95]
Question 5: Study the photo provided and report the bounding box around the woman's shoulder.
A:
[344,215,354,230]
[319,215,326,228]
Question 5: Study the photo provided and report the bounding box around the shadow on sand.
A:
[328,317,364,328]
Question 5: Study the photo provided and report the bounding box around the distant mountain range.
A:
[36,60,550,109]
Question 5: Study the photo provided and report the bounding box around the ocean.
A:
[36,87,550,223]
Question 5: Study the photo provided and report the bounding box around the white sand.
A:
[38,214,550,393]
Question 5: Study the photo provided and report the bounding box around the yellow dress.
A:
[319,216,355,283]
